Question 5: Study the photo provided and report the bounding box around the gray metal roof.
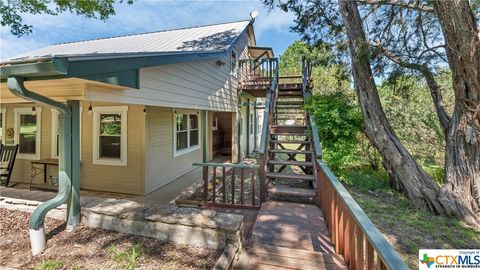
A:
[8,20,251,62]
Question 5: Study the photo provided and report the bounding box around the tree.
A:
[0,0,133,37]
[264,0,480,226]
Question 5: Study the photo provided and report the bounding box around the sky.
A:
[0,0,302,60]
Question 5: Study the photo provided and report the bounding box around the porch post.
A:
[67,100,81,228]
[202,110,208,162]
[253,100,257,151]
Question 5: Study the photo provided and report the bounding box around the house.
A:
[0,19,272,196]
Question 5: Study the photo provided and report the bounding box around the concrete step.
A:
[266,172,315,181]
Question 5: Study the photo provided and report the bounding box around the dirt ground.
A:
[0,208,222,270]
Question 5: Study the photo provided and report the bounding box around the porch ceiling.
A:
[0,78,126,103]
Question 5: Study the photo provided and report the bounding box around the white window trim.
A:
[51,107,83,159]
[14,107,42,160]
[92,106,128,166]
[173,110,201,158]
[231,50,238,77]
[0,108,5,144]
[212,116,218,131]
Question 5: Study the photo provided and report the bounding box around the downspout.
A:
[7,76,71,256]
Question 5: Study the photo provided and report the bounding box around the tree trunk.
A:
[338,0,445,213]
[432,0,480,226]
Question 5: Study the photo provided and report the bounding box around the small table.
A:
[30,159,58,190]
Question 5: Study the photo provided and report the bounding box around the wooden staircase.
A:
[265,82,317,202]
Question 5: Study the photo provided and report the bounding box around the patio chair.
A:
[0,144,19,187]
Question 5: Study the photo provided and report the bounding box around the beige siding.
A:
[0,102,146,195]
[144,106,203,194]
[86,31,252,112]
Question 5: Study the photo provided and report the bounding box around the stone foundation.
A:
[81,199,243,249]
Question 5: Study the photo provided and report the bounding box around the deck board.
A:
[236,201,347,270]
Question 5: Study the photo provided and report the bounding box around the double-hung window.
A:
[92,106,128,166]
[174,111,200,157]
[14,107,42,160]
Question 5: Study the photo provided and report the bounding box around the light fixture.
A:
[215,59,226,66]
[143,106,147,115]
[88,102,92,115]
[31,104,36,114]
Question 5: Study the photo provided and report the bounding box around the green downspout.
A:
[7,76,80,255]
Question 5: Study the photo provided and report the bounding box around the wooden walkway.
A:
[234,201,347,270]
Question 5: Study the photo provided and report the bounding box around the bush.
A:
[306,90,363,171]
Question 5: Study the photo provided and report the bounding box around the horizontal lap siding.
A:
[87,31,253,112]
[1,102,145,195]
[81,102,145,195]
[145,106,202,194]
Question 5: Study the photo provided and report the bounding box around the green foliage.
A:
[106,242,144,270]
[279,41,350,94]
[34,260,65,270]
[378,73,454,168]
[306,91,363,171]
[0,0,133,37]
[338,166,390,191]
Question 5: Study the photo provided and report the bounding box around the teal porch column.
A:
[67,100,81,227]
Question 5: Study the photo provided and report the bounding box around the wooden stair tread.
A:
[268,160,313,166]
[269,149,311,154]
[248,245,346,268]
[270,140,310,144]
[266,172,315,181]
[272,125,308,128]
[276,101,304,105]
[268,187,316,197]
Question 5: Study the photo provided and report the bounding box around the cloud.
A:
[0,0,299,59]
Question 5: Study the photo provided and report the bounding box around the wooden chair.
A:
[0,144,19,187]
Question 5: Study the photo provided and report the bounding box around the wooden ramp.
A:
[234,201,347,270]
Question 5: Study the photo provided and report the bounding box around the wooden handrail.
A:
[193,163,260,209]
[301,57,409,270]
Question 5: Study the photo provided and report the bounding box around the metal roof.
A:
[7,20,251,62]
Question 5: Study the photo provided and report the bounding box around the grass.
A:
[106,242,144,270]
[34,260,65,270]
[339,166,480,269]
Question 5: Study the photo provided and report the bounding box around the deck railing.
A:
[239,58,278,89]
[301,58,409,270]
[257,58,279,203]
[193,163,261,209]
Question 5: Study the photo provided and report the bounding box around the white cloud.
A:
[0,1,298,59]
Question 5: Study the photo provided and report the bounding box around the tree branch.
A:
[357,0,435,13]
[373,41,452,131]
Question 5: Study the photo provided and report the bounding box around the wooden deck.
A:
[235,201,347,270]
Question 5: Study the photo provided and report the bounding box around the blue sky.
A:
[0,0,302,60]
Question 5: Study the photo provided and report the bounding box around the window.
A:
[0,108,5,145]
[92,106,128,166]
[212,116,218,131]
[231,50,238,76]
[249,111,254,135]
[173,111,201,157]
[51,108,82,159]
[14,107,42,159]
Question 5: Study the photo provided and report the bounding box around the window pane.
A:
[190,130,199,147]
[177,131,188,151]
[189,114,198,129]
[0,113,3,139]
[176,114,187,131]
[100,114,121,136]
[99,136,121,158]
[19,114,37,154]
